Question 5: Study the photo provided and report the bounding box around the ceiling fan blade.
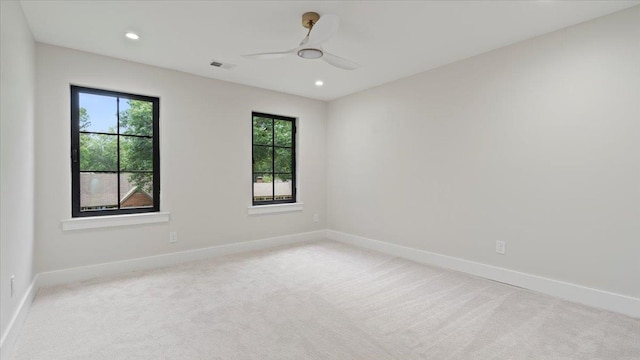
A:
[307,14,339,47]
[323,51,360,70]
[243,49,296,59]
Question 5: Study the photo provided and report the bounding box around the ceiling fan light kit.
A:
[243,11,360,70]
[297,48,323,59]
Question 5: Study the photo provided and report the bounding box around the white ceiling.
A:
[20,1,639,101]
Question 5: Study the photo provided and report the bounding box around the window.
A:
[70,86,160,217]
[252,112,296,205]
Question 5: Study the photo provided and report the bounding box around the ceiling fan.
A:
[243,12,360,70]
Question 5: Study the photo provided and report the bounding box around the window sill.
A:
[61,212,170,231]
[247,202,304,215]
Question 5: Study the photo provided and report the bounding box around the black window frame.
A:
[70,85,160,217]
[252,112,297,205]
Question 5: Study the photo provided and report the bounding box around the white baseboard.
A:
[327,230,640,318]
[0,277,38,360]
[38,230,327,288]
[0,230,326,359]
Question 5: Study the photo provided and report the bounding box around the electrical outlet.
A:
[11,274,15,297]
[495,241,506,255]
[313,214,319,222]
[169,231,178,243]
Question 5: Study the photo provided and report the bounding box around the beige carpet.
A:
[10,240,640,359]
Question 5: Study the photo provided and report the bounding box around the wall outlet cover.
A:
[496,241,506,255]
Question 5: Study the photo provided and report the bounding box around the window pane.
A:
[79,93,117,133]
[120,136,153,171]
[274,120,292,147]
[253,117,272,145]
[80,172,118,211]
[253,145,272,173]
[274,175,293,201]
[274,147,292,173]
[253,174,273,201]
[120,99,153,136]
[80,133,117,171]
[251,113,295,205]
[72,86,160,217]
[120,172,154,209]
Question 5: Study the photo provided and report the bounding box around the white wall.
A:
[34,44,327,273]
[327,6,640,298]
[0,0,36,343]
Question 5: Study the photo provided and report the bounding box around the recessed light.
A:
[125,32,139,40]
[315,80,324,87]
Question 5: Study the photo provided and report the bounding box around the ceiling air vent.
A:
[210,60,236,70]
